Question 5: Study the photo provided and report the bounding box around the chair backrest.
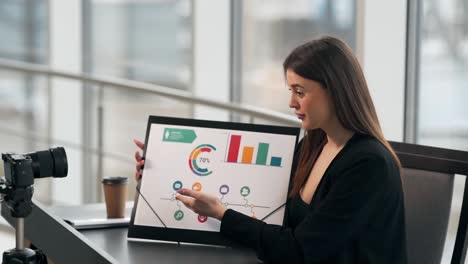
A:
[390,141,468,264]
[400,168,453,264]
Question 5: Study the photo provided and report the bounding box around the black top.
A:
[220,133,407,264]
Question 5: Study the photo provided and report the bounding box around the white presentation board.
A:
[129,116,300,245]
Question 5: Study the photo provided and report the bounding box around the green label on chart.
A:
[162,128,197,143]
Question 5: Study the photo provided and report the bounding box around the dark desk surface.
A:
[81,227,258,264]
[2,202,258,264]
[49,202,258,263]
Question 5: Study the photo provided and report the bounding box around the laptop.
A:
[47,202,133,230]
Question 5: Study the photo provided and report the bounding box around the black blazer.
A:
[220,133,407,264]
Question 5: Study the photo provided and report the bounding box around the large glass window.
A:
[0,0,48,62]
[0,0,49,140]
[237,0,356,114]
[0,0,49,152]
[0,0,49,146]
[89,0,192,88]
[0,0,49,202]
[410,1,468,262]
[86,0,194,201]
[417,0,468,150]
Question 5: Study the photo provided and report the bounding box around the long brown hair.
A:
[284,36,401,198]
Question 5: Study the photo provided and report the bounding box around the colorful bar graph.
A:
[227,135,241,162]
[226,134,283,167]
[256,143,269,165]
[242,147,254,163]
[270,156,282,167]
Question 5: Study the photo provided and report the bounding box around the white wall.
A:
[358,0,408,141]
[49,0,83,205]
[192,0,231,121]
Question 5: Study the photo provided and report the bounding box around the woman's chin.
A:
[301,121,319,130]
[301,122,312,130]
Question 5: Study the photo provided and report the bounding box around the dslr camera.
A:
[1,147,68,217]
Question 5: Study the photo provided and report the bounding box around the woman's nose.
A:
[289,95,299,109]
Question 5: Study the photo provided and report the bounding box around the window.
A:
[407,1,468,262]
[0,0,49,151]
[85,0,194,201]
[235,0,357,114]
[415,0,468,150]
[89,0,192,88]
[0,0,49,201]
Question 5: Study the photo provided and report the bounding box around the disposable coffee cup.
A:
[102,177,128,218]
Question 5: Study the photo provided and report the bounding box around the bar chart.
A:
[225,134,283,167]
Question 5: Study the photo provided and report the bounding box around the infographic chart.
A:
[134,122,298,232]
[226,134,284,167]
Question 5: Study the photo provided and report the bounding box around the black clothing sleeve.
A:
[220,152,405,263]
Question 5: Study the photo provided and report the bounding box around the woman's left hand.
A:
[175,189,226,220]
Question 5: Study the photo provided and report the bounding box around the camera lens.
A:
[27,147,68,178]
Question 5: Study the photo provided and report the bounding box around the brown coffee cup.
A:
[102,177,128,218]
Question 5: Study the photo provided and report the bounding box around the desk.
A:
[1,201,258,263]
[81,227,257,264]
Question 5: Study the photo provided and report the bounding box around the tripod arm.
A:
[16,218,24,251]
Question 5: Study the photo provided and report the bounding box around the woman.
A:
[134,36,407,264]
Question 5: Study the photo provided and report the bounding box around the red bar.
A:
[227,135,241,162]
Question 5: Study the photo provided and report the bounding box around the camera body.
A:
[3,153,35,188]
[0,147,68,218]
[1,154,35,218]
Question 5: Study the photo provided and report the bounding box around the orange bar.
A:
[241,146,254,163]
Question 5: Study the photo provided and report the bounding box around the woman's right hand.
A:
[134,139,145,181]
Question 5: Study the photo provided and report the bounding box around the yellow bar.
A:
[241,146,254,163]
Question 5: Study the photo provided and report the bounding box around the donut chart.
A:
[188,144,216,176]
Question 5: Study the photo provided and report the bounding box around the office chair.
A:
[390,141,468,264]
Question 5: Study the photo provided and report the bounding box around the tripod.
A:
[2,218,47,264]
[1,183,47,264]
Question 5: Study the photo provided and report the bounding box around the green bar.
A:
[256,143,269,165]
